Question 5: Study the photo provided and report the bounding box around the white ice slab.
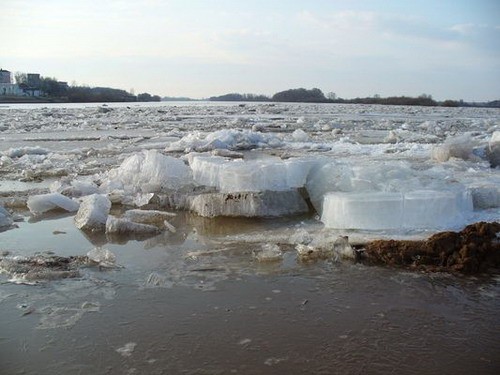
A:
[403,190,472,229]
[123,209,176,225]
[101,150,194,194]
[322,192,404,230]
[105,216,161,235]
[189,155,315,193]
[27,192,80,215]
[321,190,473,230]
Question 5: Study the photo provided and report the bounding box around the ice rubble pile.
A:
[165,129,283,152]
[22,139,495,231]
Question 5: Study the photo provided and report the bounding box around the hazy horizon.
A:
[2,0,499,101]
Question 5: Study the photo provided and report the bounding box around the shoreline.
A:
[361,221,500,274]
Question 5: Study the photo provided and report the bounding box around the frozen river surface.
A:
[0,102,499,374]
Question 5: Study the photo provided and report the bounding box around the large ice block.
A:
[305,162,354,213]
[189,190,309,217]
[101,150,194,194]
[189,155,227,189]
[188,155,315,193]
[403,190,472,229]
[321,190,473,230]
[321,192,404,230]
[469,185,500,209]
[219,160,288,192]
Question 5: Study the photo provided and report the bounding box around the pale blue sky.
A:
[1,0,499,100]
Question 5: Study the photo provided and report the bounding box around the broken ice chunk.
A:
[50,178,99,197]
[469,185,500,209]
[254,244,283,262]
[333,236,355,260]
[74,194,111,231]
[27,193,80,215]
[431,134,478,162]
[486,131,500,168]
[292,128,309,142]
[123,209,176,225]
[116,342,136,357]
[166,129,283,152]
[296,244,328,261]
[86,248,116,268]
[0,205,14,228]
[105,216,161,235]
[3,146,49,158]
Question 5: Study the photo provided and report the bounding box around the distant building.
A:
[0,82,24,96]
[1,69,40,96]
[27,73,41,88]
[0,69,12,84]
[19,83,41,97]
[0,69,23,95]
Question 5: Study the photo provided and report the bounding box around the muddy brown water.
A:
[0,213,499,375]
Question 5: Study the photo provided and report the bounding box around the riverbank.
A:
[362,222,500,274]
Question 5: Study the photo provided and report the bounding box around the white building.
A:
[0,69,11,84]
[0,83,24,96]
[0,68,40,96]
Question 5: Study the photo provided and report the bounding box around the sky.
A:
[1,0,499,101]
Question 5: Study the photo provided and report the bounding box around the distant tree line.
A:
[209,93,270,102]
[208,87,500,108]
[13,72,161,103]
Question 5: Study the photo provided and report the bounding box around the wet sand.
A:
[1,214,499,375]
